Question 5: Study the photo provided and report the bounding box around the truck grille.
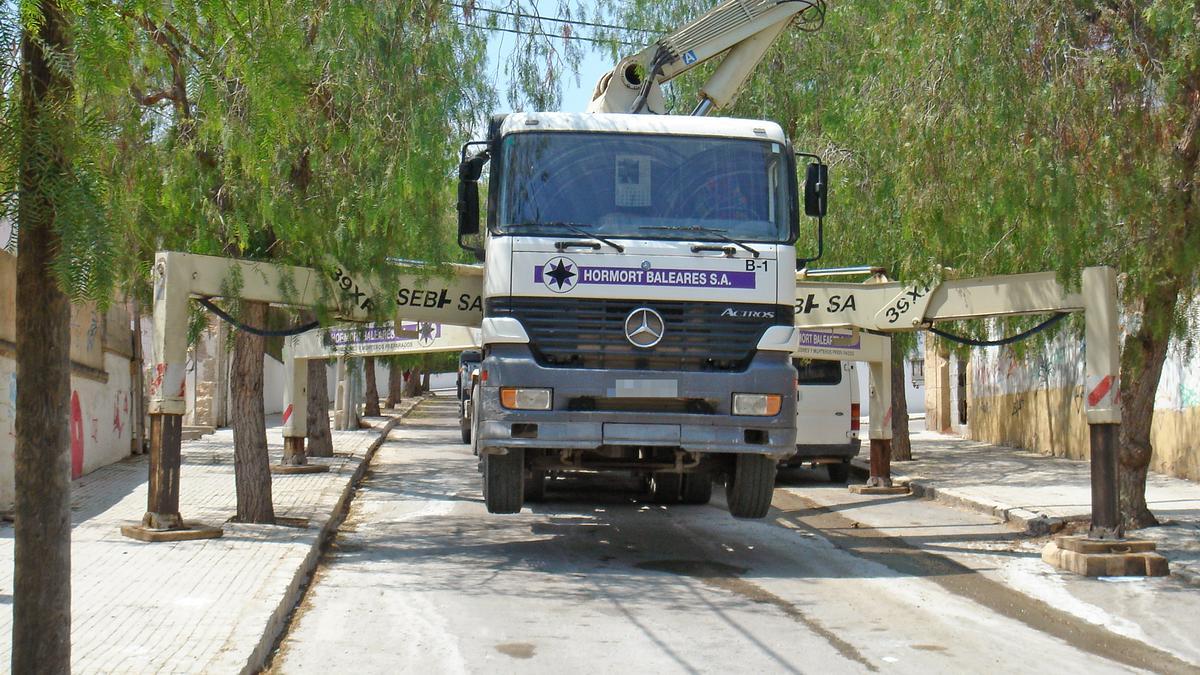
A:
[488,297,791,372]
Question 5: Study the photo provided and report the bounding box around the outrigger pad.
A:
[1042,535,1169,577]
[120,522,224,543]
[848,484,910,496]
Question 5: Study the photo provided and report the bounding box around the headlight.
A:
[732,393,782,416]
[499,387,553,410]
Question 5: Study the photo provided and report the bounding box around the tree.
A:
[891,342,912,462]
[385,357,404,408]
[103,1,492,519]
[611,1,1198,529]
[230,301,273,523]
[307,358,334,457]
[363,356,381,417]
[9,3,74,669]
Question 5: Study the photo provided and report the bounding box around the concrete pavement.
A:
[0,398,420,674]
[272,397,1200,673]
[854,430,1200,584]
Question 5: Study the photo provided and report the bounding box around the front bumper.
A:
[477,344,797,457]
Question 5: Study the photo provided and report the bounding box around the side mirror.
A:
[804,162,828,218]
[457,143,490,259]
[457,180,480,237]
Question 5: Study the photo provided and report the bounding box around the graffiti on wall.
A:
[70,391,84,479]
[971,331,1085,400]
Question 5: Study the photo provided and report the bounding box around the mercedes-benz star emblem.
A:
[624,308,665,348]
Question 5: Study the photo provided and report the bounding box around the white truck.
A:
[457,0,829,518]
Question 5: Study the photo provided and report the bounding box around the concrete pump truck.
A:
[458,0,831,518]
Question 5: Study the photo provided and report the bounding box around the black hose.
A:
[928,312,1069,348]
[196,298,320,337]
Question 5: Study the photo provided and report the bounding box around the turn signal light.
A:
[732,393,782,416]
[850,403,861,431]
[499,387,552,410]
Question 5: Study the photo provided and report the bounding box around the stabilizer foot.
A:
[1042,535,1169,577]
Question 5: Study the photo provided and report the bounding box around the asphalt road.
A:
[270,397,1200,674]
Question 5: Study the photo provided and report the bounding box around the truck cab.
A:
[459,112,811,518]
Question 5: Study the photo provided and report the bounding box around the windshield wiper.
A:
[514,221,624,253]
[639,225,760,258]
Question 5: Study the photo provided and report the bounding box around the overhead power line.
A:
[455,21,642,47]
[449,2,659,35]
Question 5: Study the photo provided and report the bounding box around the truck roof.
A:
[500,112,788,144]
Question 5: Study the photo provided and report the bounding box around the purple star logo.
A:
[542,257,577,293]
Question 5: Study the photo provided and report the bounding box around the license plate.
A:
[611,379,678,398]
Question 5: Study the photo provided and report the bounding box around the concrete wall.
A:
[0,251,137,509]
[950,326,1200,481]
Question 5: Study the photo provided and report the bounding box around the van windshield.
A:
[794,359,843,385]
[497,131,793,243]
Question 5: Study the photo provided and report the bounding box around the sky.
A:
[479,2,626,113]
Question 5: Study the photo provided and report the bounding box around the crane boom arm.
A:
[588,0,820,115]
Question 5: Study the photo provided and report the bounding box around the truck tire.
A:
[726,454,776,519]
[827,461,851,483]
[681,472,713,505]
[460,417,472,445]
[525,469,546,502]
[484,449,524,514]
[650,472,682,504]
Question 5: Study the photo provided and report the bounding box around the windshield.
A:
[496,132,794,243]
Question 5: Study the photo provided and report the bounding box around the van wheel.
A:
[650,473,682,504]
[460,416,472,444]
[525,469,546,502]
[827,461,851,483]
[483,449,524,514]
[726,454,776,519]
[681,472,712,505]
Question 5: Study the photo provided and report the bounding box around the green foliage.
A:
[3,1,497,315]
[609,0,1198,351]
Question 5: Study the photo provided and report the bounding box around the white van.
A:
[783,359,861,482]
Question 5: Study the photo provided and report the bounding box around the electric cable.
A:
[449,2,658,35]
[928,312,1069,348]
[196,297,320,338]
[455,21,641,46]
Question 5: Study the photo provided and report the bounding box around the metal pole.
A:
[143,414,182,529]
[1089,424,1121,539]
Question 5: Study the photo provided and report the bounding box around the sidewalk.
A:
[854,430,1200,583]
[0,397,422,674]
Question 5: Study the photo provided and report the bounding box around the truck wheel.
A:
[726,454,776,519]
[525,469,546,502]
[680,472,713,505]
[484,449,525,514]
[827,461,851,483]
[460,417,472,445]
[650,472,682,504]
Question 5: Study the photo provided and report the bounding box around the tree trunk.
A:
[1117,281,1180,531]
[891,345,912,461]
[404,367,421,398]
[420,370,430,394]
[230,300,274,523]
[363,356,381,416]
[13,2,73,671]
[306,358,333,457]
[386,361,403,408]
